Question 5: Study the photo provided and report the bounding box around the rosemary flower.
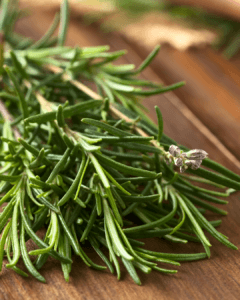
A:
[174,157,183,167]
[167,145,208,171]
[184,149,208,161]
[169,145,181,157]
[185,159,202,170]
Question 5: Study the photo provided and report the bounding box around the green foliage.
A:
[0,0,239,285]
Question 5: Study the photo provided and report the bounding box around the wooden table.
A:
[1,6,240,300]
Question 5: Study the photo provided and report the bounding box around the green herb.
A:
[0,0,239,285]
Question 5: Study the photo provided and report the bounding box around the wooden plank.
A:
[1,7,239,300]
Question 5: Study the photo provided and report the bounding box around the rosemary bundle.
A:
[0,0,239,285]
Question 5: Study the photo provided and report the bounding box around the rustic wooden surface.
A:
[1,6,240,300]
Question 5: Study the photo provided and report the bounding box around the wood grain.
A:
[1,7,240,300]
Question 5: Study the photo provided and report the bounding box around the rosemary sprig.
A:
[0,0,239,285]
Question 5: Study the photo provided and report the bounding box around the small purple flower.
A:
[190,160,202,170]
[185,159,202,170]
[165,145,207,172]
[169,145,181,157]
[174,157,183,167]
[184,149,208,161]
